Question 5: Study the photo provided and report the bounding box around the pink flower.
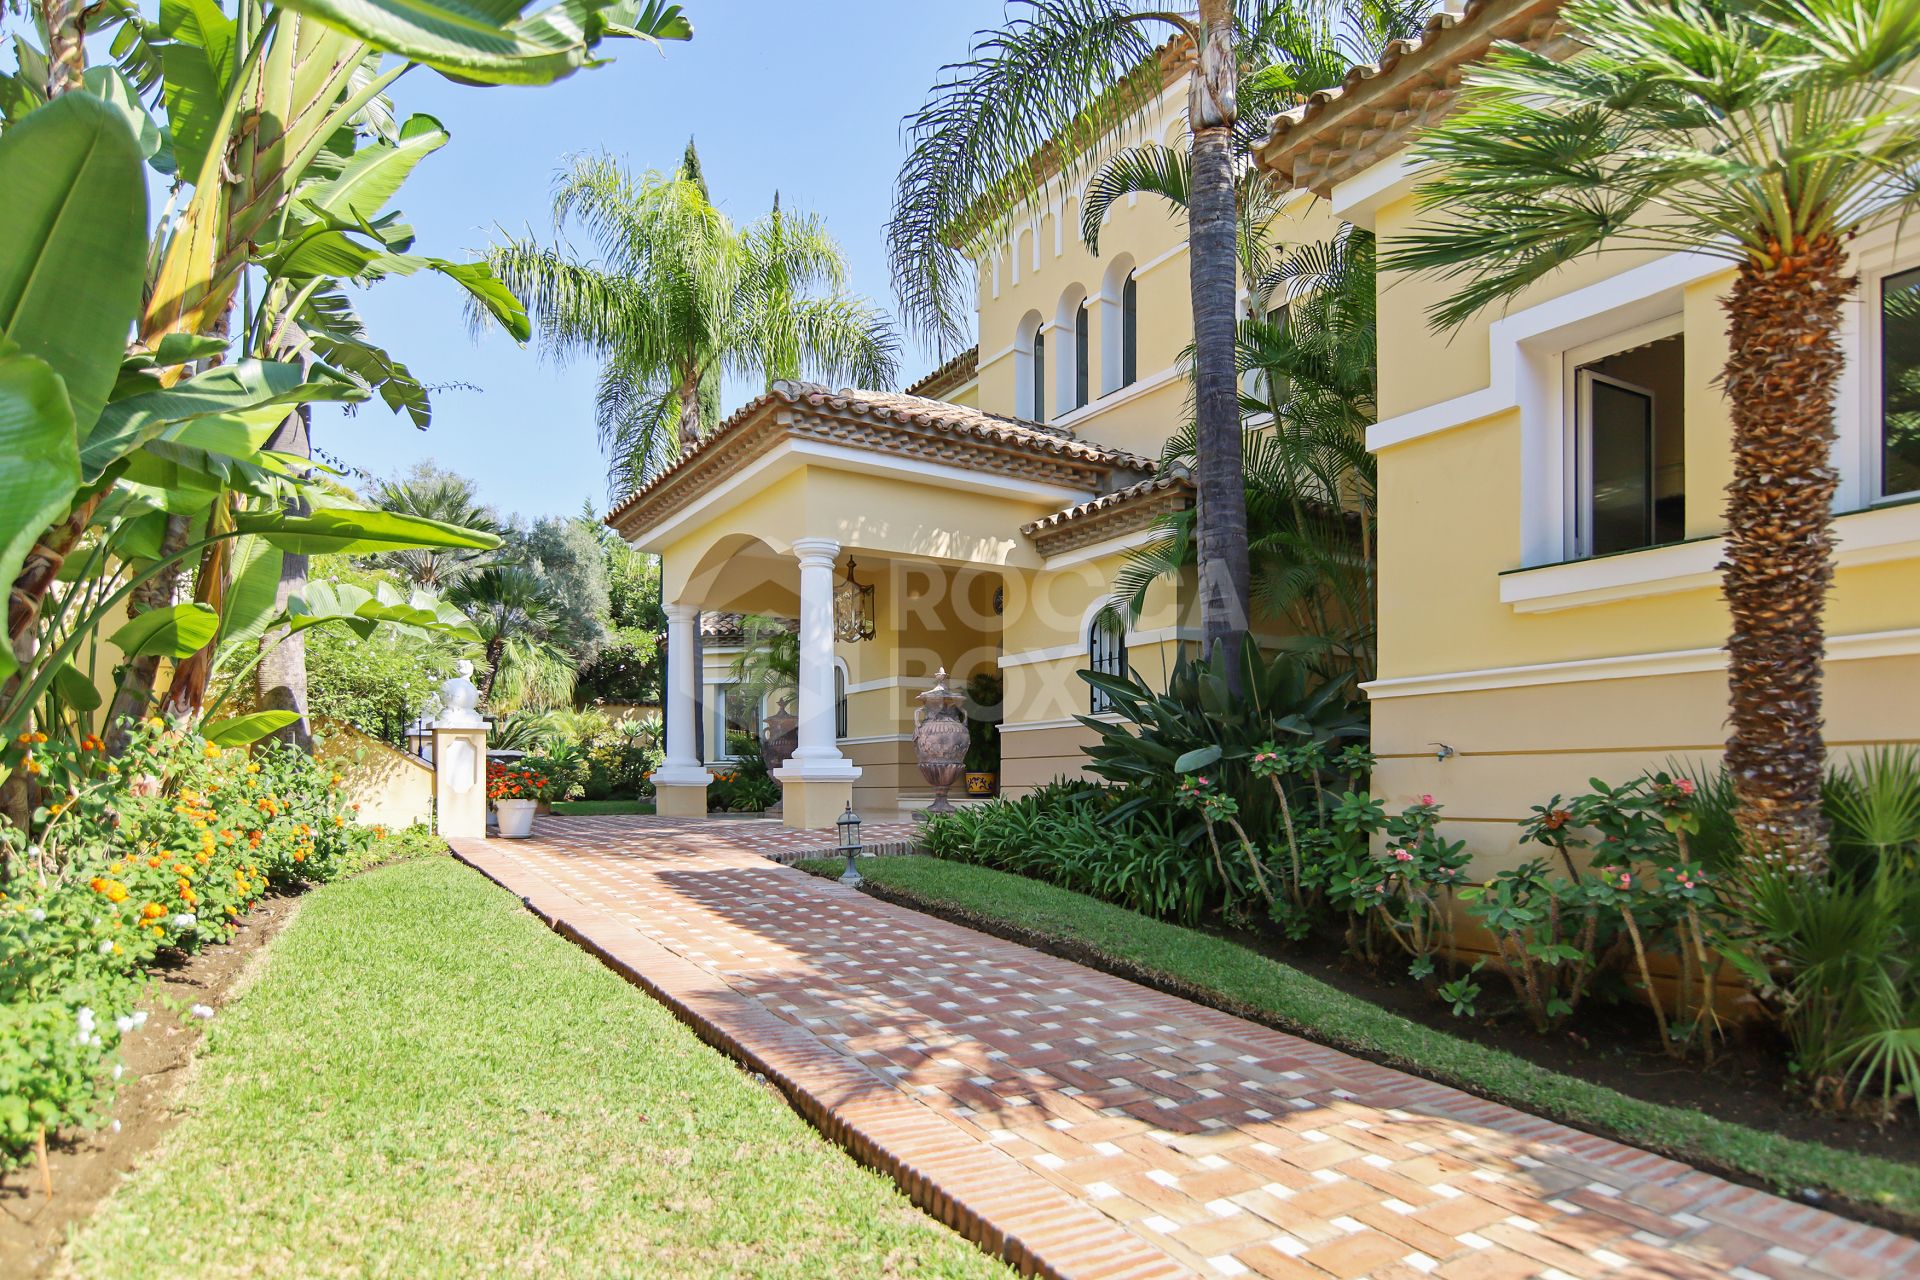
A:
[1419,794,1434,806]
[1392,849,1413,862]
[1676,778,1696,796]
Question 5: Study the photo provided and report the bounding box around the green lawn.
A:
[549,798,655,815]
[798,854,1920,1229]
[71,857,1004,1279]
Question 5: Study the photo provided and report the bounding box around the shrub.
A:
[708,754,778,813]
[0,718,427,1166]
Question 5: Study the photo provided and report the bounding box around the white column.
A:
[652,603,710,787]
[781,538,857,777]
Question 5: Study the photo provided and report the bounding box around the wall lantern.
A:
[836,802,863,885]
[833,558,875,643]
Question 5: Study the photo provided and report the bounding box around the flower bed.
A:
[1,719,431,1170]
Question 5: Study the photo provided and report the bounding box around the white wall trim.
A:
[1133,240,1188,280]
[1000,713,1119,733]
[1331,154,1416,230]
[1050,361,1182,433]
[1499,501,1920,613]
[1368,251,1726,452]
[844,674,938,695]
[838,732,913,746]
[1364,626,1920,700]
[1042,523,1171,570]
[998,623,1199,669]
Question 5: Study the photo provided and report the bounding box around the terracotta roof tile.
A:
[903,346,979,399]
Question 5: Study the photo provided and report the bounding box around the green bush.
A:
[0,719,427,1167]
[708,754,778,813]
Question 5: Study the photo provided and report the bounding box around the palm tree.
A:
[1383,0,1920,869]
[372,465,503,589]
[890,0,1428,676]
[449,565,577,712]
[485,142,900,497]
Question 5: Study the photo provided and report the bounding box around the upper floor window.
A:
[1121,272,1138,387]
[1570,331,1685,557]
[1880,265,1920,499]
[1031,330,1047,421]
[1073,300,1090,412]
[1087,618,1126,713]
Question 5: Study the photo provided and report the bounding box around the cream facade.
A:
[605,72,1321,826]
[1256,0,1920,870]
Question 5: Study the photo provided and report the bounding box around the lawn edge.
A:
[795,856,1920,1239]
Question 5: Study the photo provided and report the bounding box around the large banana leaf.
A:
[157,0,234,183]
[0,91,148,442]
[273,0,690,86]
[202,710,302,745]
[298,113,449,223]
[260,215,529,339]
[0,353,81,679]
[236,506,503,555]
[108,600,220,658]
[84,359,365,481]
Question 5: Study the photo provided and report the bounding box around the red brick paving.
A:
[449,816,1920,1280]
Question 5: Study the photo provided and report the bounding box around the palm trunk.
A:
[255,404,313,750]
[104,515,191,753]
[38,0,84,97]
[1187,5,1249,682]
[1720,238,1849,871]
[676,365,702,454]
[479,634,506,705]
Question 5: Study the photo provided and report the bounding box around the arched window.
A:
[1088,618,1127,713]
[1031,330,1046,421]
[1073,299,1090,411]
[834,663,849,738]
[1121,272,1138,388]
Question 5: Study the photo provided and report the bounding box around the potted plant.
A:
[963,671,1002,797]
[487,761,554,838]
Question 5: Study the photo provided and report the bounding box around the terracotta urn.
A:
[761,699,799,772]
[914,669,969,815]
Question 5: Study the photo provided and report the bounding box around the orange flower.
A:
[140,902,164,920]
[105,883,128,904]
[89,877,108,893]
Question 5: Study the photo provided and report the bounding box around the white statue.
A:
[435,659,486,729]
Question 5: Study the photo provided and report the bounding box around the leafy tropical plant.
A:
[485,144,898,495]
[1385,0,1920,869]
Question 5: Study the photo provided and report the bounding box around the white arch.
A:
[1052,282,1090,416]
[1013,309,1045,419]
[1096,253,1138,395]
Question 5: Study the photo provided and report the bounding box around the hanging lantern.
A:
[833,558,875,642]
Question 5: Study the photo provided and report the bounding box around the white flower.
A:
[188,1003,214,1020]
[99,939,115,955]
[171,913,197,930]
[29,907,45,922]
[115,1012,138,1033]
[112,1064,124,1080]
[109,1119,121,1133]
[76,1006,96,1034]
[130,1010,148,1030]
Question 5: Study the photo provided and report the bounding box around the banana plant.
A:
[2,0,691,688]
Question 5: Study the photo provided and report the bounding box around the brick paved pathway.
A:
[449,817,1919,1280]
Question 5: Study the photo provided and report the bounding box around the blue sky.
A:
[313,0,1010,523]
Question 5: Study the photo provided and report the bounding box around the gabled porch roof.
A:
[604,381,1154,556]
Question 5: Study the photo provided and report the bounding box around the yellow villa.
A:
[606,56,1346,828]
[1253,0,1920,868]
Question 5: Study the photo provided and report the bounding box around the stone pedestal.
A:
[772,771,856,831]
[652,766,713,818]
[433,725,488,839]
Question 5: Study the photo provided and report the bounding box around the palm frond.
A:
[1081,143,1191,251]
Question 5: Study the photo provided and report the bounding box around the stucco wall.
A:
[315,719,434,829]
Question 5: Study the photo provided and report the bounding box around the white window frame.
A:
[1848,234,1920,507]
[1558,314,1684,561]
[1087,618,1127,713]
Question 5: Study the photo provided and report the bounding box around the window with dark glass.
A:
[1121,273,1138,387]
[1088,620,1127,713]
[1881,266,1920,498]
[1573,334,1685,557]
[1031,330,1046,421]
[1074,300,1090,411]
[834,665,849,738]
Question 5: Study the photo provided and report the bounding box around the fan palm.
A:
[891,0,1428,677]
[1383,0,1920,869]
[372,466,503,589]
[485,143,900,497]
[449,565,575,711]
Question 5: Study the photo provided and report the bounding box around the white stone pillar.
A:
[432,724,488,839]
[773,537,859,829]
[651,602,710,816]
